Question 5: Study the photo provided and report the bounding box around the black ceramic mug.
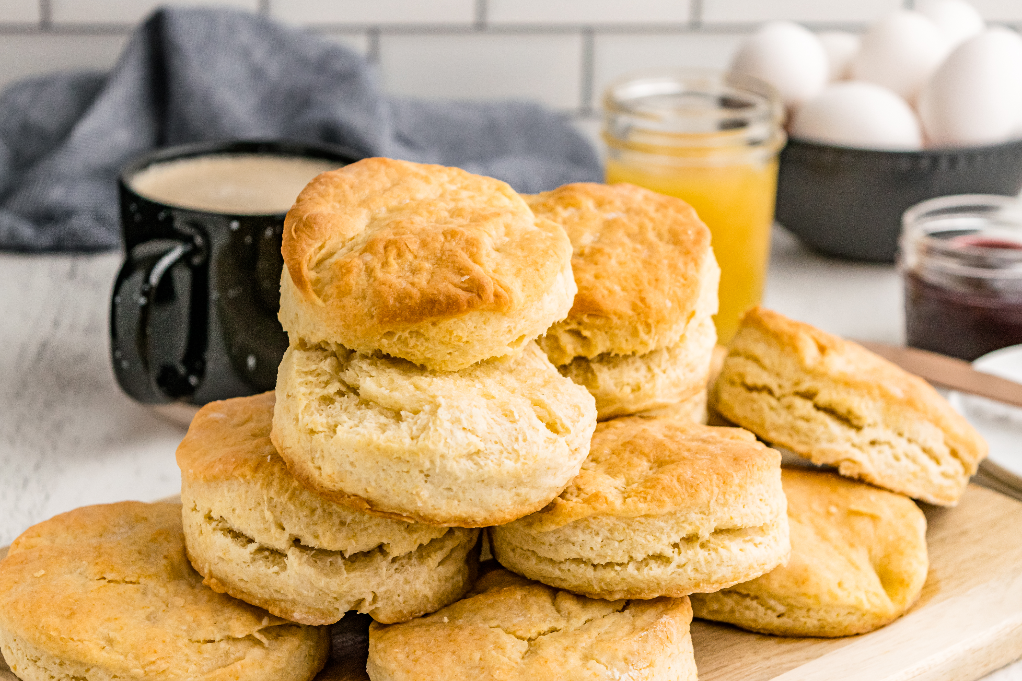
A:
[111,140,362,406]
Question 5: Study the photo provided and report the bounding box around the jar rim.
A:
[901,194,1022,281]
[603,69,784,133]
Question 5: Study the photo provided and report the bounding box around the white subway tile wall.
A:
[0,0,38,24]
[380,33,583,107]
[51,0,258,26]
[268,0,475,26]
[1,0,1020,124]
[487,0,691,26]
[700,0,902,26]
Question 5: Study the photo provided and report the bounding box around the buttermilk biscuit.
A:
[178,392,480,625]
[0,502,328,681]
[557,314,717,420]
[691,468,928,637]
[367,568,697,681]
[490,418,789,600]
[528,183,719,418]
[279,157,575,371]
[710,307,987,506]
[529,183,718,364]
[273,341,597,527]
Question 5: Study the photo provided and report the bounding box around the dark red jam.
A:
[901,196,1022,361]
[904,269,1022,361]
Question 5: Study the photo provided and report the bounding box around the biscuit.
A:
[272,341,597,527]
[490,418,789,600]
[710,307,987,506]
[279,157,576,371]
[557,313,716,420]
[178,392,480,625]
[529,183,718,364]
[691,468,928,637]
[635,389,709,425]
[366,568,697,681]
[0,502,328,681]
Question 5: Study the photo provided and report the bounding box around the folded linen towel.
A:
[0,7,601,252]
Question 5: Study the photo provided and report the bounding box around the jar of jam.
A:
[900,194,1022,361]
[602,71,785,344]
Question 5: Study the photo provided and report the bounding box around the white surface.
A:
[0,228,1020,680]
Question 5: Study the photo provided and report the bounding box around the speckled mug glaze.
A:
[110,140,361,405]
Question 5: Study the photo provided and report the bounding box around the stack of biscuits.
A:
[0,160,991,681]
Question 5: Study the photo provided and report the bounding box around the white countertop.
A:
[1,227,1020,679]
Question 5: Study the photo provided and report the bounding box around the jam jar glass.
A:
[900,194,1022,361]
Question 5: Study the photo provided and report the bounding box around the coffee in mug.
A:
[111,140,362,408]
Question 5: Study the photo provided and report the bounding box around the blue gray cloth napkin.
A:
[0,7,602,251]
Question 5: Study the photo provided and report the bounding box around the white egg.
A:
[916,0,985,49]
[730,21,829,109]
[789,82,923,150]
[852,10,950,102]
[918,28,1022,146]
[817,31,861,82]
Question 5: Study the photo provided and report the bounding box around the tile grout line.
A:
[39,0,51,30]
[691,0,703,30]
[259,0,270,15]
[579,28,595,117]
[474,0,487,30]
[367,27,381,64]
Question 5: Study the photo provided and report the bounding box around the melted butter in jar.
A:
[900,196,1022,361]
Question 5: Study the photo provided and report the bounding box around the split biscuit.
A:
[279,157,576,371]
[490,417,790,600]
[557,313,717,420]
[710,307,987,506]
[0,501,328,681]
[527,183,719,418]
[272,341,597,527]
[691,468,928,637]
[177,392,480,625]
[366,568,697,681]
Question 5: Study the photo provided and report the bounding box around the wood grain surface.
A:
[1,485,1021,680]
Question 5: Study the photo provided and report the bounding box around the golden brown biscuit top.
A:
[736,307,987,463]
[0,502,309,679]
[176,391,279,483]
[282,157,572,331]
[516,417,782,532]
[529,183,715,362]
[369,569,691,679]
[748,468,927,613]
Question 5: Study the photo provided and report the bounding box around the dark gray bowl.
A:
[775,137,1022,262]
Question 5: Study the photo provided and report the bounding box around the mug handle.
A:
[110,235,209,403]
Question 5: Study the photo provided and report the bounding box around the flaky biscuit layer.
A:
[491,417,789,599]
[691,468,928,637]
[530,183,718,363]
[557,313,716,420]
[0,502,328,681]
[280,158,575,371]
[272,342,596,527]
[177,393,479,625]
[710,307,987,505]
[367,569,697,681]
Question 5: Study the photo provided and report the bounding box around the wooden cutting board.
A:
[2,484,1021,681]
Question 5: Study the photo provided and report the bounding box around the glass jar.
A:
[900,194,1022,361]
[603,71,786,343]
